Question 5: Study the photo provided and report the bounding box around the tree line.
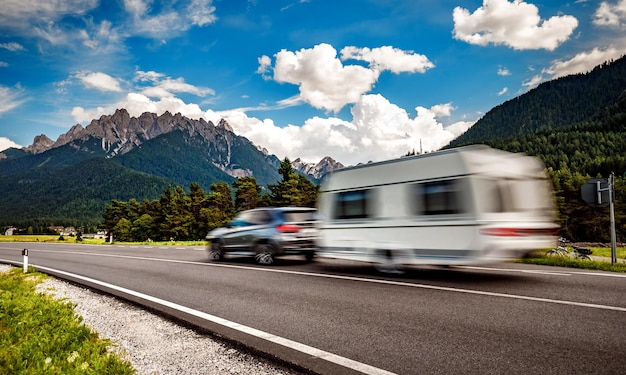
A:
[102,158,318,241]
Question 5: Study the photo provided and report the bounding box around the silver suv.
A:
[206,207,318,265]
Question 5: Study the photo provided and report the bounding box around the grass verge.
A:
[517,251,626,273]
[0,267,135,375]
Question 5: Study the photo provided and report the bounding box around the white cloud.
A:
[594,0,626,28]
[544,47,626,78]
[0,137,22,152]
[0,62,8,68]
[188,0,218,26]
[257,55,272,78]
[134,71,214,98]
[0,84,27,114]
[523,47,626,88]
[522,74,544,89]
[453,0,578,51]
[271,43,380,113]
[75,71,123,92]
[498,87,508,96]
[263,43,434,113]
[0,42,26,51]
[0,0,98,30]
[498,67,511,76]
[72,92,206,123]
[211,94,474,165]
[340,46,435,74]
[124,0,217,38]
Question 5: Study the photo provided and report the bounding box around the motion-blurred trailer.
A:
[316,145,559,267]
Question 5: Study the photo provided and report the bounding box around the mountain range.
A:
[0,109,342,226]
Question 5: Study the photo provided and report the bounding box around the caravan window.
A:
[335,190,371,219]
[414,180,462,215]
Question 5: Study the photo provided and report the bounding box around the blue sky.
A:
[1,0,625,165]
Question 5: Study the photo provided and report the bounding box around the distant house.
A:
[4,227,16,236]
[61,227,77,236]
[48,226,64,233]
[84,231,107,239]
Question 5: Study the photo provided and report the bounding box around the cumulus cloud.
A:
[0,137,22,152]
[544,47,626,78]
[498,67,511,76]
[71,92,206,122]
[523,47,626,88]
[210,95,473,165]
[340,46,435,73]
[270,43,379,113]
[124,0,217,38]
[261,43,434,113]
[594,0,626,28]
[75,71,123,92]
[0,84,28,114]
[453,0,578,51]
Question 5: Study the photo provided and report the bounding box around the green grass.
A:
[0,268,136,375]
[518,246,626,273]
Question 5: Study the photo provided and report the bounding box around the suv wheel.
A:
[208,242,224,261]
[254,243,275,265]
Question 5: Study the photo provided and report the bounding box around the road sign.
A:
[581,178,610,207]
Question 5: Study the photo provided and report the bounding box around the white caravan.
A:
[316,145,559,267]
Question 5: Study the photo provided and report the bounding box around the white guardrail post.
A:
[22,248,29,273]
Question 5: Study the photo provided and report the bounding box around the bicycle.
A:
[570,246,593,261]
[545,237,593,260]
[546,237,570,257]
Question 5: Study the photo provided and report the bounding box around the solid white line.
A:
[11,262,397,375]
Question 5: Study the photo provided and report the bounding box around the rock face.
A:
[23,134,54,154]
[292,156,344,180]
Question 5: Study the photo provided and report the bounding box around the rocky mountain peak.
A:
[292,156,344,180]
[24,134,54,154]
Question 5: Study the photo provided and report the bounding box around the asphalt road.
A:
[1,242,625,375]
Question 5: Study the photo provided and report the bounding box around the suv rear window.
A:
[283,210,317,223]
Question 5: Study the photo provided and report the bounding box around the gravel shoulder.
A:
[1,265,304,375]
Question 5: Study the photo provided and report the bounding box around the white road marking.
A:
[28,263,398,375]
[7,250,626,313]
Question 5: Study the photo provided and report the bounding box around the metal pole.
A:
[609,173,617,265]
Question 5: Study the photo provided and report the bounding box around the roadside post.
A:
[22,248,28,273]
[581,173,617,264]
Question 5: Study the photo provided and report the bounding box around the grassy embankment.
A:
[0,267,136,374]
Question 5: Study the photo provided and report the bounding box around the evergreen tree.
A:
[233,176,262,211]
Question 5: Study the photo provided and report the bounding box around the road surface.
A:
[1,242,625,374]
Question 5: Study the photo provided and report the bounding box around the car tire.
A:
[254,243,275,265]
[304,251,315,262]
[208,242,224,261]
